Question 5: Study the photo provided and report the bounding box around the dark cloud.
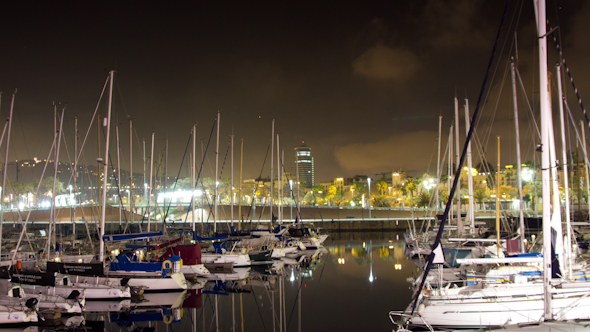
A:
[334,130,438,176]
[0,0,588,185]
[352,44,421,80]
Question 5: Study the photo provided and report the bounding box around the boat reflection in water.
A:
[56,247,330,332]
[16,234,412,332]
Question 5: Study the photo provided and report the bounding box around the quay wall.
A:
[1,205,505,233]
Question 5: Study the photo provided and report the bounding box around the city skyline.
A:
[2,1,590,183]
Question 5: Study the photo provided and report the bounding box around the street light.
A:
[367,177,371,219]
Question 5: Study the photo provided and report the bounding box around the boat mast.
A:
[295,144,301,215]
[556,64,573,278]
[0,90,15,260]
[116,125,122,228]
[142,138,146,222]
[73,116,78,237]
[99,70,115,263]
[270,119,274,226]
[276,134,281,223]
[435,115,442,215]
[165,137,168,192]
[464,99,475,233]
[147,132,154,232]
[129,118,134,231]
[192,124,196,231]
[581,120,590,221]
[534,0,553,319]
[230,131,234,229]
[496,136,501,257]
[282,148,285,224]
[454,97,462,236]
[510,58,526,253]
[448,124,453,223]
[215,111,220,233]
[238,138,243,230]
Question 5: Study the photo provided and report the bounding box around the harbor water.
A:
[35,231,414,332]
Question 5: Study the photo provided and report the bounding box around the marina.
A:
[0,231,415,332]
[2,0,590,331]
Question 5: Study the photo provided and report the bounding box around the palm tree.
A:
[417,192,431,208]
[474,188,488,210]
[376,178,388,195]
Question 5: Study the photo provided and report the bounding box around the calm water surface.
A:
[76,231,415,332]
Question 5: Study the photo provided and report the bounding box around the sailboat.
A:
[43,71,188,294]
[390,1,590,329]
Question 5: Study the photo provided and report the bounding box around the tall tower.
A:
[295,141,314,188]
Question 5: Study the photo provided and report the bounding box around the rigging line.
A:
[278,159,302,221]
[11,138,57,262]
[475,0,518,144]
[99,123,129,229]
[411,0,510,315]
[423,137,451,233]
[15,106,32,162]
[162,129,192,226]
[248,287,269,332]
[57,115,77,190]
[309,253,328,303]
[516,68,542,140]
[564,100,590,166]
[424,135,437,176]
[476,0,524,152]
[548,25,590,132]
[181,120,216,227]
[217,139,232,228]
[287,267,306,329]
[114,75,132,119]
[483,55,511,152]
[76,75,109,165]
[151,145,166,222]
[245,144,270,222]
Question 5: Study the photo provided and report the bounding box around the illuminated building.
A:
[295,141,314,188]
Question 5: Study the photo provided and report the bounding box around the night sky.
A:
[2,1,589,184]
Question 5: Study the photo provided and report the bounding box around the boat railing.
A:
[388,311,434,332]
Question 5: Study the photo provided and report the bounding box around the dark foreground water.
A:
[39,231,415,332]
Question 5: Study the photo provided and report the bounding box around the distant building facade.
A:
[295,141,314,188]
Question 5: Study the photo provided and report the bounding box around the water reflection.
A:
[26,232,414,332]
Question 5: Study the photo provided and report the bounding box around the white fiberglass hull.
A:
[0,306,37,324]
[201,253,251,267]
[104,271,188,292]
[4,287,84,314]
[408,282,590,329]
[180,264,210,277]
[83,299,131,312]
[56,274,131,299]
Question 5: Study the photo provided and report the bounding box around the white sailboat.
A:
[390,1,590,329]
[47,71,187,293]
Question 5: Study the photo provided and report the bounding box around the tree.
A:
[499,185,518,199]
[376,178,388,195]
[326,185,338,205]
[175,177,194,190]
[350,182,364,205]
[417,192,431,208]
[311,185,324,194]
[438,189,449,204]
[474,188,488,209]
[302,191,316,205]
[39,177,65,197]
[406,180,417,198]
